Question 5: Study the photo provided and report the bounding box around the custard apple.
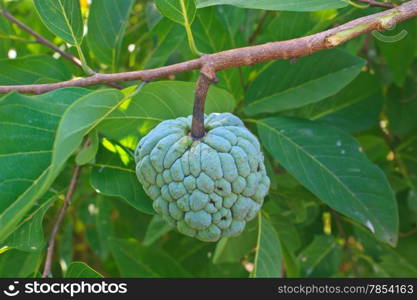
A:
[134,113,270,242]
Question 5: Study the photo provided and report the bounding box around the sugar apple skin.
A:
[134,113,270,242]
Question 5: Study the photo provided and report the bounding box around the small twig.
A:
[357,0,396,8]
[0,8,122,89]
[191,63,217,140]
[42,164,82,278]
[399,227,417,238]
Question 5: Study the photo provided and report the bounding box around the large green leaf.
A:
[59,223,74,273]
[78,195,114,260]
[0,16,13,59]
[0,88,90,242]
[155,0,197,26]
[143,215,173,246]
[4,198,54,252]
[244,50,365,116]
[213,219,257,264]
[90,140,154,214]
[283,72,381,121]
[256,118,398,245]
[0,249,42,277]
[297,235,342,277]
[145,20,186,69]
[86,0,134,69]
[109,238,192,277]
[251,214,282,278]
[386,77,417,138]
[0,55,71,85]
[197,0,347,11]
[50,89,124,182]
[33,0,83,45]
[65,262,103,278]
[353,220,417,277]
[0,88,128,243]
[376,19,417,86]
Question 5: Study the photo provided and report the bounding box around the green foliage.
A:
[86,0,134,69]
[0,55,71,84]
[196,0,348,11]
[244,50,366,115]
[33,0,83,45]
[155,0,197,25]
[0,0,416,279]
[65,262,103,278]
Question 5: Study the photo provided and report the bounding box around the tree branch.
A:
[42,164,82,278]
[0,8,122,89]
[0,0,416,94]
[357,0,396,8]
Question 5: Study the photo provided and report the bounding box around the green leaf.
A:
[155,0,197,26]
[256,118,399,245]
[4,198,54,252]
[386,78,417,138]
[376,19,417,86]
[265,11,318,42]
[109,238,192,277]
[244,50,365,116]
[78,195,114,260]
[264,200,301,277]
[50,89,124,182]
[144,21,186,69]
[298,235,342,277]
[75,130,99,165]
[33,0,83,45]
[90,140,154,214]
[197,0,347,11]
[155,0,199,55]
[86,0,134,69]
[0,249,42,277]
[283,72,381,121]
[59,223,74,273]
[65,262,103,278]
[0,16,13,59]
[353,220,417,277]
[98,81,235,141]
[0,88,90,242]
[319,91,383,133]
[0,55,71,85]
[213,218,257,264]
[143,215,173,246]
[251,213,282,278]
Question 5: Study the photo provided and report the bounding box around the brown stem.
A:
[42,165,82,278]
[0,0,416,94]
[191,66,217,140]
[399,227,417,238]
[357,0,396,8]
[0,8,122,89]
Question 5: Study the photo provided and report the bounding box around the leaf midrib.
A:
[257,120,387,238]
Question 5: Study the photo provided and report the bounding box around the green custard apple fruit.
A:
[134,113,270,242]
